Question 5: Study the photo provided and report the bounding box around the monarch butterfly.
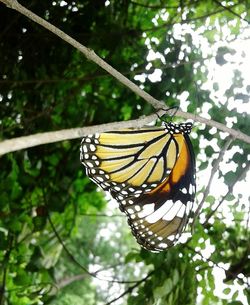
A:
[80,120,196,252]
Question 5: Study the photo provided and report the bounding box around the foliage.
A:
[0,1,249,305]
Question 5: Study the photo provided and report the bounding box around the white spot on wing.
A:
[176,203,186,218]
[162,200,183,221]
[145,202,170,224]
[89,144,96,151]
[189,184,193,195]
[186,200,193,215]
[159,243,168,248]
[127,208,134,214]
[167,235,175,241]
[137,203,155,218]
[181,187,187,194]
[134,205,141,212]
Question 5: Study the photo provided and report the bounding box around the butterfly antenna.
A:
[155,106,179,123]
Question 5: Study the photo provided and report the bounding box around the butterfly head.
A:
[165,122,193,135]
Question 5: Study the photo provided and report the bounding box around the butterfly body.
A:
[80,122,196,252]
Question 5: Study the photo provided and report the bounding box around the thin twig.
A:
[192,136,234,227]
[105,270,155,305]
[185,245,249,288]
[42,190,141,284]
[142,3,240,31]
[47,212,93,277]
[130,1,178,9]
[203,163,250,225]
[53,263,123,292]
[47,212,140,284]
[212,0,250,24]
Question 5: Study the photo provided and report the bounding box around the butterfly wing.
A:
[80,125,196,252]
[122,133,196,252]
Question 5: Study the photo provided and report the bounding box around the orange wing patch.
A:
[149,134,189,195]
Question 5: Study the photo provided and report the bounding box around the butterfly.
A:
[80,120,196,252]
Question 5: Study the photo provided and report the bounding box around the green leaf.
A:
[14,269,32,286]
[199,161,208,170]
[224,171,237,185]
[223,287,231,295]
[125,252,140,263]
[232,290,239,300]
[154,278,173,299]
[225,193,235,201]
[205,145,214,157]
[172,269,179,286]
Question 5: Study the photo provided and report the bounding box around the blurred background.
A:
[0,1,249,304]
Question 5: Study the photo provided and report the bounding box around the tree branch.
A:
[0,111,161,155]
[1,110,250,155]
[1,0,250,157]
